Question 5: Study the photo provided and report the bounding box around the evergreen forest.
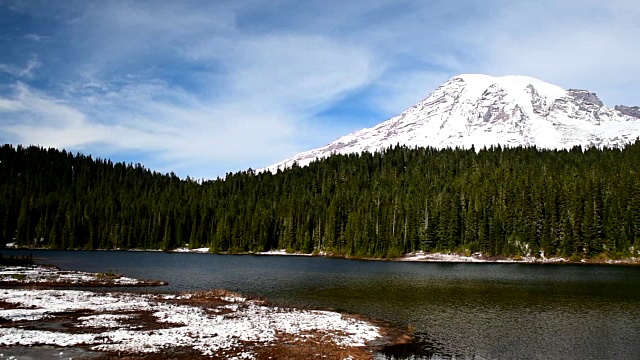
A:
[1,143,639,259]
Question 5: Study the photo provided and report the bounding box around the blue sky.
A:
[0,0,638,179]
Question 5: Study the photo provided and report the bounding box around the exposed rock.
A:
[615,105,640,119]
[567,89,604,106]
[526,84,548,116]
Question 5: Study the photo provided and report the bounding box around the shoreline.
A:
[0,264,401,359]
[393,251,640,265]
[0,289,397,359]
[5,246,640,265]
[0,265,168,287]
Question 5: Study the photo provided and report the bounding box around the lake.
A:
[4,249,640,359]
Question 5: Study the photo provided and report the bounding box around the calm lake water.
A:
[4,249,640,359]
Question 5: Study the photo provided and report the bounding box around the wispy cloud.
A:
[23,34,45,42]
[0,0,638,178]
[0,57,41,79]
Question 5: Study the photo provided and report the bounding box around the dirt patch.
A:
[0,300,24,310]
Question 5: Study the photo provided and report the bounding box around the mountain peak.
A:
[261,74,640,172]
[454,73,551,84]
[447,74,566,103]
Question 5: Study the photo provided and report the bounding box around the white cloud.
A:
[0,80,298,176]
[0,33,377,177]
[0,98,26,112]
[222,35,378,112]
[0,83,106,148]
[1,0,639,178]
[0,3,381,178]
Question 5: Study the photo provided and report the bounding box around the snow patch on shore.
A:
[257,249,313,256]
[0,289,381,358]
[77,313,132,328]
[171,247,211,253]
[398,251,569,263]
[0,265,165,286]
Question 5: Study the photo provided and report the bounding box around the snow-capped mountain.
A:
[263,74,640,172]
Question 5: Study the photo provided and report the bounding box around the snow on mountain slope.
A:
[262,74,640,172]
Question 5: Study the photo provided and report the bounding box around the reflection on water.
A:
[5,249,640,359]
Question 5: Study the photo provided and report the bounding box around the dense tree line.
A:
[1,143,639,259]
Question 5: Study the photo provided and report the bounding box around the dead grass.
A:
[252,331,375,360]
